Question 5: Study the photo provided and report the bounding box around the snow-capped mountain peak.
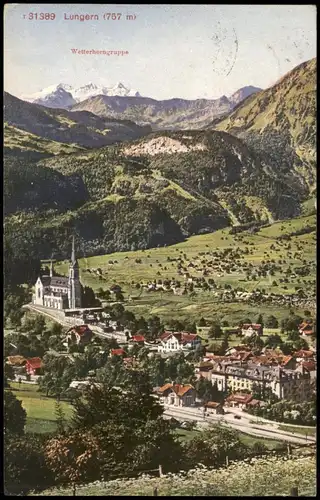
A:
[21,81,142,107]
[21,83,76,108]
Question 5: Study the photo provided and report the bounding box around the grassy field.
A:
[54,214,315,325]
[174,427,283,450]
[8,382,73,434]
[278,424,317,437]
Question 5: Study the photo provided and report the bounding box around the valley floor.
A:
[53,214,316,325]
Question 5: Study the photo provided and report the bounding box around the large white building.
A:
[195,360,312,402]
[33,237,82,310]
[157,331,201,353]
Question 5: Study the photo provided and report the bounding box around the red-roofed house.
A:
[66,324,93,346]
[157,383,196,407]
[293,350,315,362]
[300,361,316,372]
[241,324,263,337]
[246,399,267,409]
[25,357,43,376]
[225,345,251,355]
[130,335,145,343]
[110,348,127,357]
[159,331,172,341]
[158,332,201,353]
[298,322,314,337]
[225,392,253,409]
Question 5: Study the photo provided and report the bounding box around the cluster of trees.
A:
[146,351,197,387]
[4,284,32,328]
[102,303,164,341]
[5,316,64,360]
[81,285,101,307]
[195,377,226,403]
[38,339,118,399]
[38,342,203,401]
[245,394,316,426]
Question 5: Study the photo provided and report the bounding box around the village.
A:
[6,307,316,425]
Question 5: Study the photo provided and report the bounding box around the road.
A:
[163,405,316,445]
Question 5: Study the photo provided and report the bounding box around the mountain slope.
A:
[212,58,316,193]
[4,123,84,160]
[4,92,152,148]
[4,156,89,215]
[4,128,303,266]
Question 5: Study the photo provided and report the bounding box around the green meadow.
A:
[7,382,73,434]
[54,214,316,324]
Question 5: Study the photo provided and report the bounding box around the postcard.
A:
[4,4,316,497]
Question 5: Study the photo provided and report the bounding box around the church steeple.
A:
[68,236,81,309]
[71,235,76,265]
[50,260,54,277]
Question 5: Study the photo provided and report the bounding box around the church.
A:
[33,237,82,310]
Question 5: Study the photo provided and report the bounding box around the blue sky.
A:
[4,4,316,100]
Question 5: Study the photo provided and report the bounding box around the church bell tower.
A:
[68,236,82,309]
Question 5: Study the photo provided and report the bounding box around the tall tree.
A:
[208,321,223,339]
[265,315,279,328]
[256,314,264,327]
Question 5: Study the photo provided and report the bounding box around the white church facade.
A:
[33,237,82,310]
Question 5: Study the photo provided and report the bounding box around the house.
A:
[25,357,43,375]
[66,324,93,346]
[249,354,296,370]
[204,401,224,415]
[293,350,315,362]
[6,355,26,367]
[246,399,267,409]
[225,345,251,355]
[157,383,196,407]
[241,324,263,337]
[225,393,253,409]
[157,332,201,353]
[298,322,314,337]
[299,361,316,373]
[130,334,145,344]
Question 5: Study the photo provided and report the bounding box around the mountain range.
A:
[22,82,141,107]
[4,58,316,266]
[19,83,262,130]
[4,92,151,157]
